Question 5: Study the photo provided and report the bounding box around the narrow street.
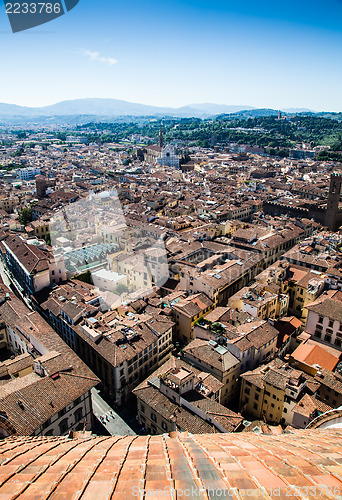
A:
[0,258,12,289]
[91,388,136,436]
[0,258,33,310]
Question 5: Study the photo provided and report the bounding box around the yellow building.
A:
[240,359,307,425]
[254,262,325,321]
[0,196,19,213]
[171,293,214,343]
[280,265,325,321]
[228,283,288,321]
[182,338,240,404]
[218,220,246,236]
[29,219,50,238]
[133,356,243,435]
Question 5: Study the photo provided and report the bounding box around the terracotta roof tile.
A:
[0,430,342,498]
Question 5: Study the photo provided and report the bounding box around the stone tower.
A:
[36,175,47,198]
[158,124,164,149]
[325,173,342,231]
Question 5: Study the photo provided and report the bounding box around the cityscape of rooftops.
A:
[0,1,341,498]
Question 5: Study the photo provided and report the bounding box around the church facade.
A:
[157,144,180,168]
[138,125,179,168]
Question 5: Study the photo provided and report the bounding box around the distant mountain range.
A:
[0,98,321,125]
[0,99,257,118]
[0,98,317,117]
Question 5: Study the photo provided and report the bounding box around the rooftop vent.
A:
[17,400,25,411]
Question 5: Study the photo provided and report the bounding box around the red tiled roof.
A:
[0,430,341,498]
[291,343,339,371]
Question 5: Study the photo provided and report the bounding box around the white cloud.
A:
[82,50,117,66]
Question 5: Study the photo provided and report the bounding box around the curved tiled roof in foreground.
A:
[1,430,342,499]
[307,408,342,430]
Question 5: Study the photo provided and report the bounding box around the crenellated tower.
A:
[325,173,342,231]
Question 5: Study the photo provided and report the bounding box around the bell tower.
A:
[325,173,342,231]
[158,124,164,149]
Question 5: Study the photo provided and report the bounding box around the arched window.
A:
[74,408,83,423]
[59,418,69,434]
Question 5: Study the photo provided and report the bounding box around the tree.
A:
[179,151,191,165]
[116,283,129,294]
[44,233,51,246]
[18,207,32,226]
[75,270,93,285]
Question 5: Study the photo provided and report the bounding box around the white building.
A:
[305,291,342,350]
[17,167,41,181]
[92,268,127,291]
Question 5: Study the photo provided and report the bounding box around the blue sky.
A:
[1,0,342,110]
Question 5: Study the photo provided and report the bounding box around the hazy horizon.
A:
[0,97,315,111]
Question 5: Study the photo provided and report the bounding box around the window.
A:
[151,413,157,422]
[245,388,250,395]
[74,407,83,423]
[58,408,66,419]
[318,316,323,324]
[283,408,287,413]
[73,397,82,407]
[162,421,168,431]
[59,418,69,434]
[42,418,51,430]
[253,403,258,410]
[329,320,334,328]
[255,394,259,401]
[141,404,145,414]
